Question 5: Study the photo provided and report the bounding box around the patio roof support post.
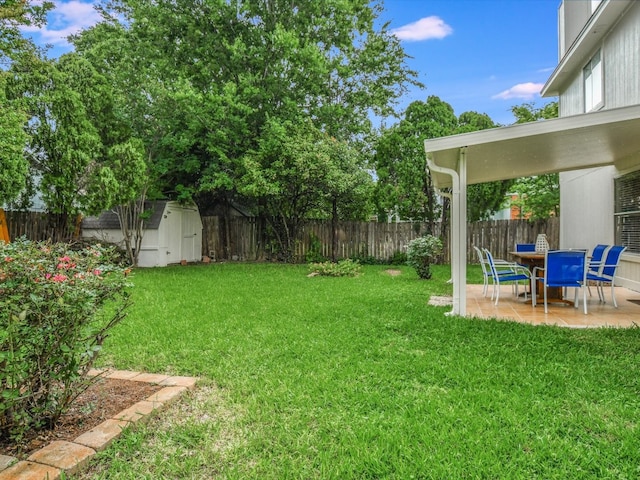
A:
[425,148,467,316]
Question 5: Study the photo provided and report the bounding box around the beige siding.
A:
[617,254,640,291]
[559,2,640,114]
[561,0,592,57]
[603,2,640,108]
[559,167,615,249]
[559,75,583,116]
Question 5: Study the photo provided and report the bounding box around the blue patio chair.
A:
[515,243,536,252]
[483,248,530,306]
[473,246,511,297]
[532,250,588,314]
[588,244,610,274]
[587,245,626,307]
[586,244,609,298]
[473,245,491,297]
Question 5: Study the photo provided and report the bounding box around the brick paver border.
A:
[0,369,198,480]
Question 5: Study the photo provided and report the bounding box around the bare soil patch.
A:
[0,377,163,459]
[384,269,403,276]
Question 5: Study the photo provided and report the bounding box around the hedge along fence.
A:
[5,211,559,265]
[201,216,559,264]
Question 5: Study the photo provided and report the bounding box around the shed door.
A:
[181,208,201,262]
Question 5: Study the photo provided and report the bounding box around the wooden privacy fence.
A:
[4,211,559,264]
[201,216,559,264]
[468,217,559,262]
[3,211,80,244]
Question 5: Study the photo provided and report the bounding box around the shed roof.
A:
[82,201,168,230]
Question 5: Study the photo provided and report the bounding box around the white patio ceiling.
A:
[423,104,640,316]
[425,104,640,190]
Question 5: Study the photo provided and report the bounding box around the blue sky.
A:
[380,0,560,125]
[23,0,560,125]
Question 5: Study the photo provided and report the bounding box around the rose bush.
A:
[0,238,131,442]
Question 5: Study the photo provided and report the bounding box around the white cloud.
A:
[20,1,101,47]
[492,82,543,100]
[390,16,453,42]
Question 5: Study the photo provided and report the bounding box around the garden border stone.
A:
[0,369,198,480]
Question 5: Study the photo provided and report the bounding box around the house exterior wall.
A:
[557,1,640,114]
[603,3,640,108]
[559,167,615,249]
[558,76,582,116]
[554,0,640,291]
[559,0,592,57]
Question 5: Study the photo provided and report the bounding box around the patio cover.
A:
[424,104,640,316]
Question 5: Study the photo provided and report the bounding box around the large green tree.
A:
[373,96,457,232]
[0,0,52,205]
[0,74,29,205]
[510,102,559,219]
[9,53,102,224]
[240,118,373,261]
[73,0,418,258]
[0,0,52,64]
[7,50,149,250]
[373,96,509,229]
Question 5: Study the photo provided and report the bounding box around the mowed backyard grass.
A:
[81,263,640,479]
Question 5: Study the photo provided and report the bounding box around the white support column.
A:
[425,149,467,316]
[457,148,468,316]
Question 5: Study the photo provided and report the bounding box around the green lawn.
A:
[79,263,640,479]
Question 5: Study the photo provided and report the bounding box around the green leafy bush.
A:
[308,259,362,277]
[305,233,327,263]
[406,235,443,279]
[0,239,131,442]
[388,250,408,265]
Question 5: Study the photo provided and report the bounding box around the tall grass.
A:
[81,263,640,479]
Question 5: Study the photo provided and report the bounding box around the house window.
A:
[584,50,602,112]
[615,170,640,254]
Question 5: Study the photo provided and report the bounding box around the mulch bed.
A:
[0,377,163,459]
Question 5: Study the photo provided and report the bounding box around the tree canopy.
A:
[372,96,511,226]
[69,0,420,259]
[0,0,53,205]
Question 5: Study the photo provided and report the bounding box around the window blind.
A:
[615,170,640,254]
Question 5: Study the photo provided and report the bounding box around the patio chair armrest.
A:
[531,266,544,278]
[495,262,522,275]
[509,264,530,276]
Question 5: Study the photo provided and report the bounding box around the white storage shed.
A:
[82,201,203,267]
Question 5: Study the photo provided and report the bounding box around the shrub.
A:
[305,233,327,263]
[0,238,131,442]
[308,259,362,277]
[388,250,408,265]
[406,235,443,279]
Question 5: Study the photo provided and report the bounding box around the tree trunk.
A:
[331,198,338,262]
